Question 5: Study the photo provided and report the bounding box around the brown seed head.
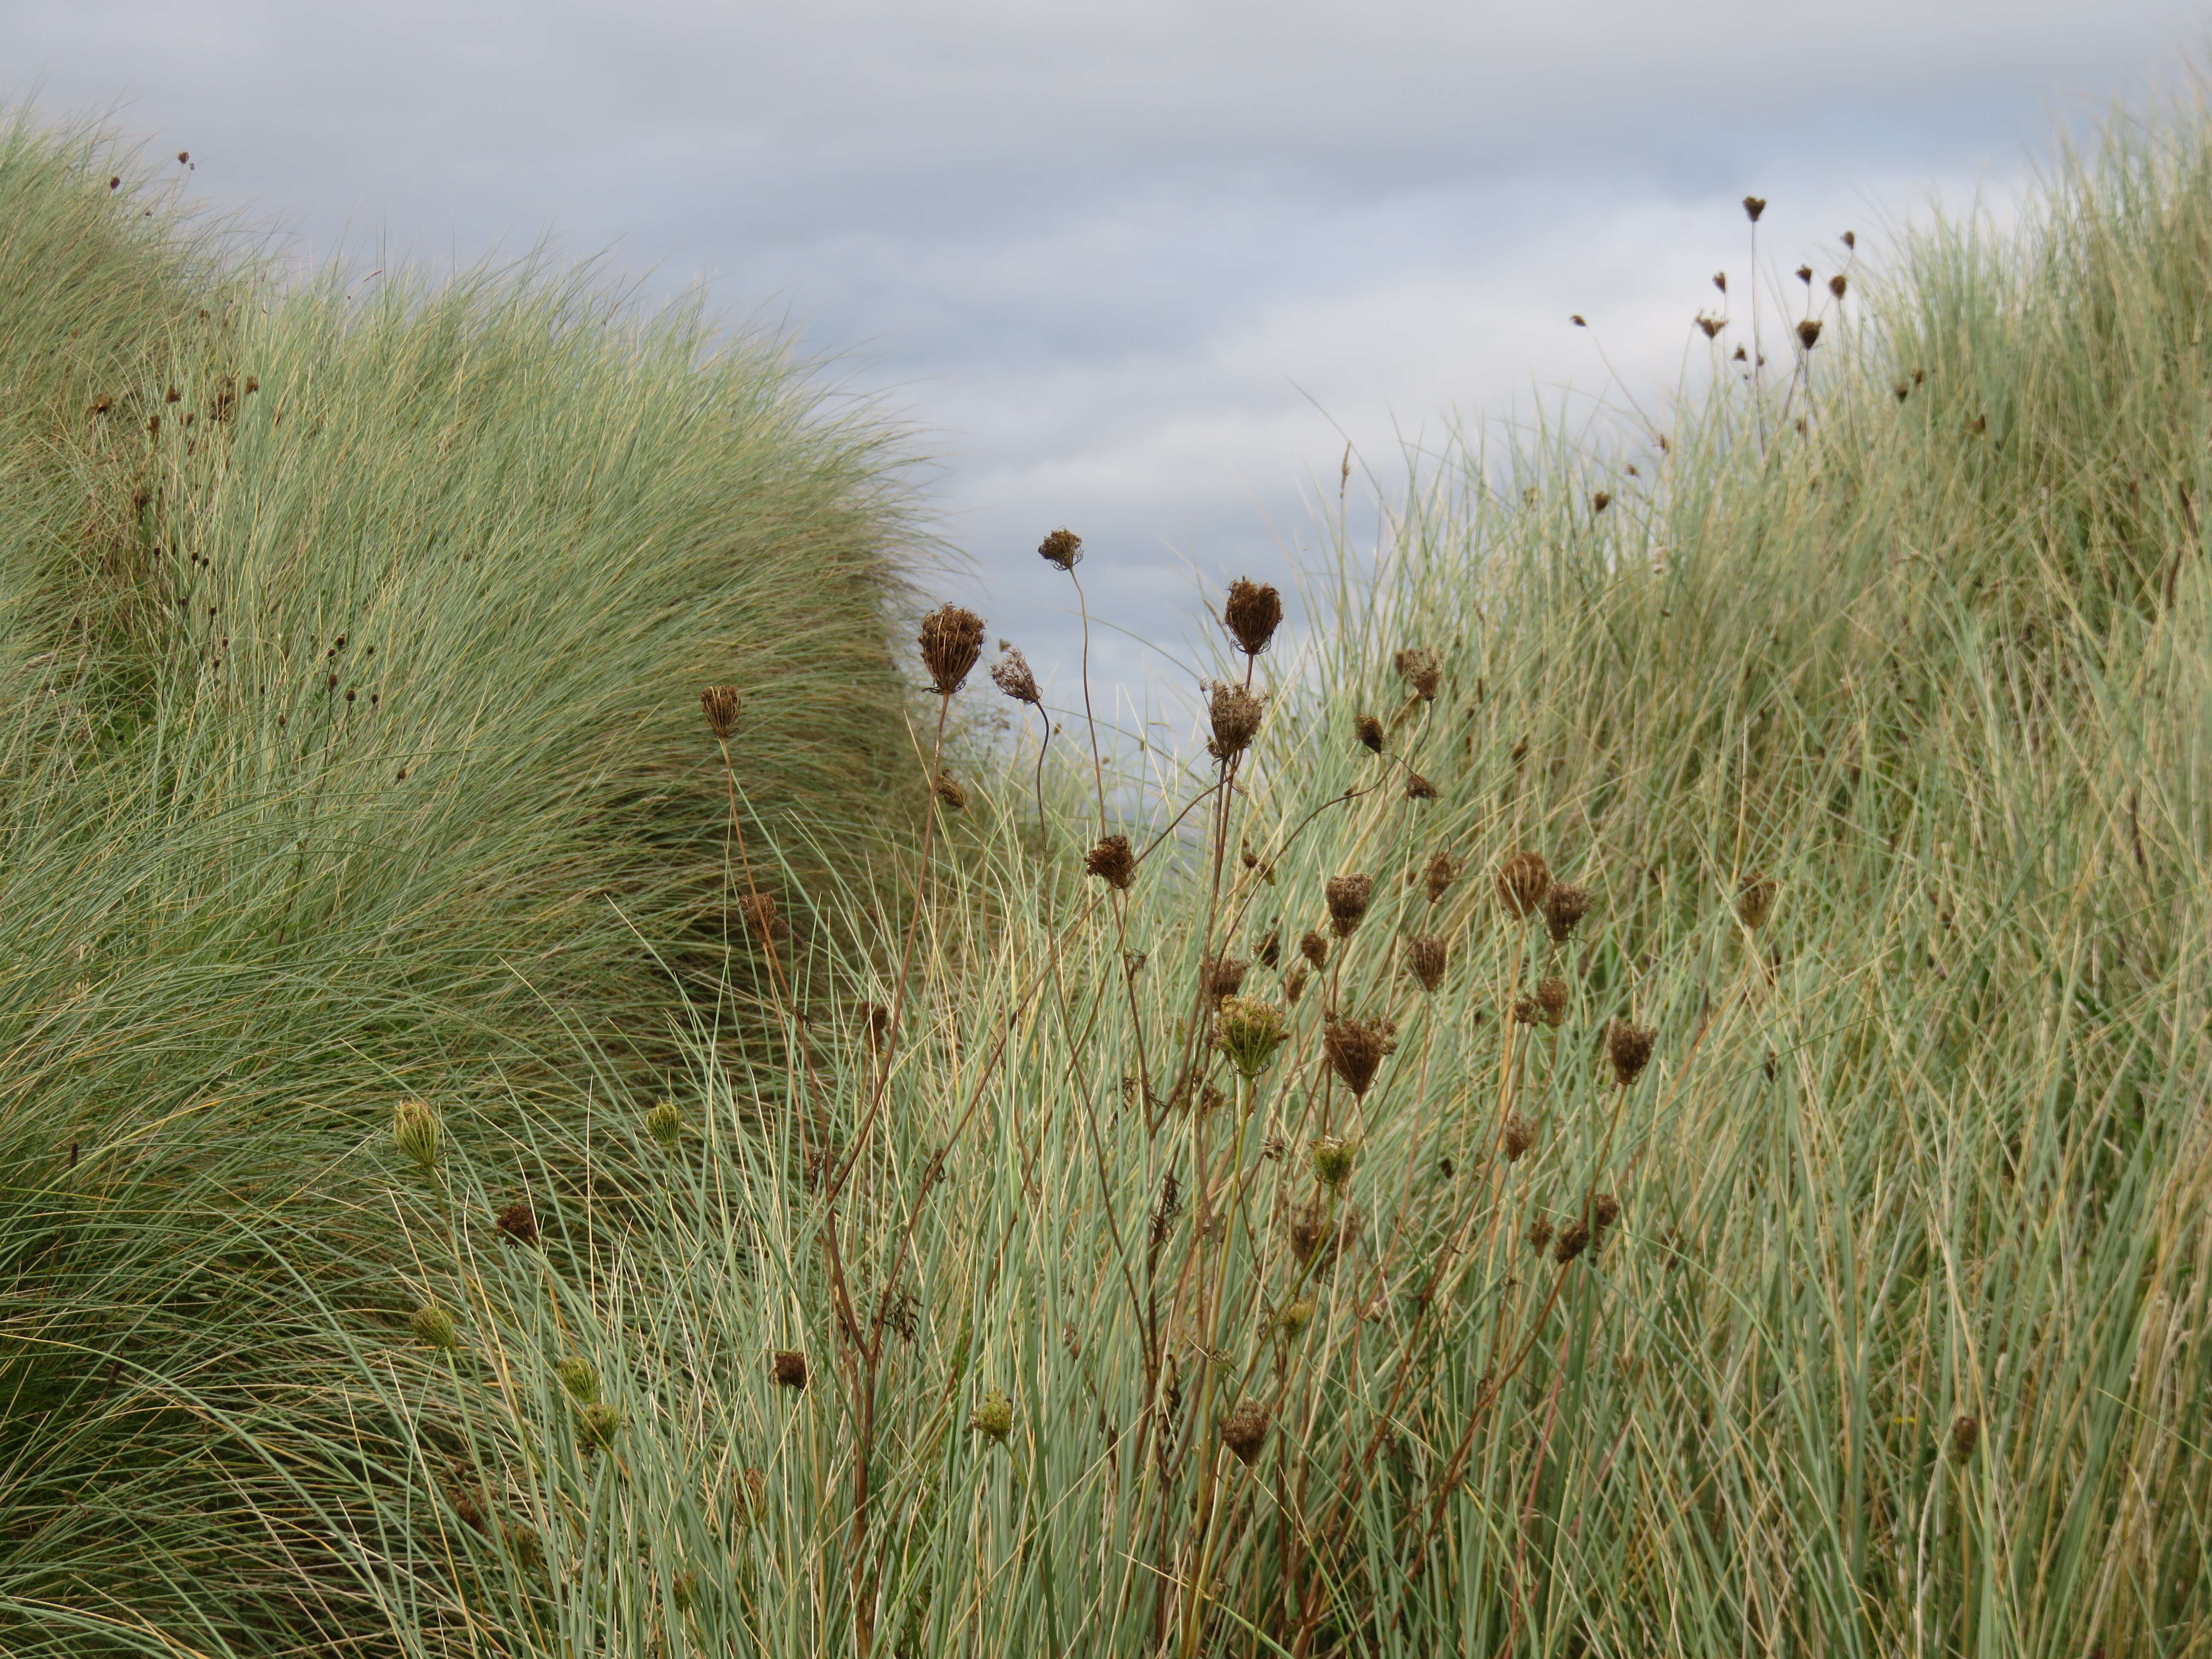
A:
[1404,771,1439,801]
[1696,312,1726,339]
[1829,273,1848,299]
[1496,851,1552,919]
[1321,1014,1392,1097]
[1592,490,1611,513]
[1284,964,1310,1003]
[1255,927,1280,969]
[1299,929,1329,969]
[1287,1200,1328,1264]
[771,1349,809,1390]
[1326,873,1374,937]
[739,891,786,941]
[1502,1114,1535,1161]
[1424,851,1460,904]
[1200,953,1249,1004]
[1084,834,1136,890]
[699,684,742,739]
[1535,976,1568,1026]
[1841,229,1857,249]
[1949,1414,1980,1462]
[1223,577,1284,655]
[1394,646,1443,700]
[1591,1191,1621,1231]
[1205,681,1266,759]
[932,774,967,809]
[1511,994,1540,1026]
[1356,713,1385,754]
[495,1202,538,1246]
[989,648,1042,704]
[1712,271,1727,293]
[1405,934,1448,992]
[918,605,986,696]
[1607,1021,1656,1088]
[859,1001,891,1045]
[1796,263,1814,285]
[1742,195,1766,223]
[1220,1400,1272,1466]
[1796,318,1822,350]
[1542,882,1592,943]
[1554,1220,1592,1264]
[1736,874,1777,931]
[1036,527,1083,570]
[1527,1215,1554,1255]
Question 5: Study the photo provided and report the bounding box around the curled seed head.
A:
[1255,927,1281,969]
[1424,851,1460,904]
[1326,873,1374,938]
[1511,994,1540,1025]
[736,1467,768,1526]
[645,1100,684,1150]
[972,1387,1014,1443]
[1214,995,1288,1078]
[1743,195,1767,222]
[1542,882,1592,943]
[1084,834,1136,890]
[576,1402,621,1449]
[1356,713,1385,753]
[739,891,786,941]
[1535,976,1568,1027]
[1300,929,1329,969]
[918,605,987,696]
[1950,1415,1980,1462]
[1829,273,1848,299]
[1405,934,1448,992]
[495,1201,538,1245]
[557,1357,599,1403]
[699,684,742,739]
[1592,490,1612,513]
[1737,875,1777,931]
[409,1303,460,1349]
[1205,681,1266,758]
[1394,646,1443,700]
[1284,964,1310,1004]
[1310,1135,1358,1187]
[1796,263,1814,286]
[1200,953,1249,1004]
[1502,1114,1535,1161]
[1321,1015,1393,1098]
[1497,852,1552,919]
[932,773,968,809]
[1591,1192,1622,1236]
[1405,771,1439,801]
[1277,1298,1316,1337]
[1220,1399,1271,1466]
[1796,318,1822,350]
[1527,1216,1554,1255]
[392,1099,442,1171]
[1608,1021,1656,1088]
[989,648,1041,704]
[1554,1220,1592,1264]
[1223,578,1284,655]
[1287,1200,1328,1264]
[771,1350,809,1390]
[1037,527,1083,570]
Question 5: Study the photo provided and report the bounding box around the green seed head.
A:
[408,1302,460,1349]
[1214,995,1288,1078]
[645,1100,684,1151]
[972,1386,1014,1443]
[557,1356,599,1404]
[392,1099,442,1171]
[1310,1135,1358,1188]
[576,1401,621,1450]
[1277,1298,1316,1338]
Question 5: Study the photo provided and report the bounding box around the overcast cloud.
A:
[6,0,2207,732]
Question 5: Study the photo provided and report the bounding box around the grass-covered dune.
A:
[5,81,2212,1659]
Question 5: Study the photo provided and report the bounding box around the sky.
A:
[5,0,2207,737]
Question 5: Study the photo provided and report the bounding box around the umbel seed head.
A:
[771,1350,809,1390]
[699,684,742,740]
[1205,681,1266,759]
[557,1357,599,1404]
[393,1099,442,1171]
[918,605,987,696]
[1830,273,1848,299]
[1220,1400,1272,1466]
[1300,929,1329,969]
[1084,834,1137,890]
[1214,995,1288,1078]
[1223,577,1284,655]
[972,1387,1014,1443]
[989,648,1042,705]
[1255,927,1281,969]
[496,1201,538,1245]
[1608,1021,1656,1088]
[576,1402,621,1449]
[1796,263,1814,285]
[1796,318,1822,350]
[1201,954,1250,1004]
[1554,1220,1592,1264]
[1542,882,1592,943]
[1527,1216,1554,1255]
[1502,1114,1535,1161]
[1287,1201,1328,1264]
[645,1100,684,1151]
[1405,772,1439,801]
[1037,527,1083,570]
[1394,646,1443,700]
[1277,1298,1316,1337]
[409,1303,460,1349]
[1406,934,1448,992]
[1497,851,1552,919]
[1284,964,1310,1004]
[1743,195,1767,222]
[1950,1415,1980,1462]
[1535,976,1569,1027]
[932,774,967,809]
[1326,873,1374,938]
[1511,994,1540,1025]
[1736,874,1778,931]
[1356,714,1385,754]
[1310,1135,1358,1187]
[1424,851,1460,904]
[1322,1015,1392,1098]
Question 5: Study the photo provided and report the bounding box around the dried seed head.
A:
[1742,195,1766,222]
[1696,312,1726,339]
[736,1467,768,1526]
[1502,1114,1536,1161]
[1542,882,1592,943]
[932,773,967,809]
[1200,954,1250,1004]
[392,1099,442,1171]
[989,648,1042,704]
[1205,681,1266,758]
[1736,874,1777,931]
[409,1302,460,1349]
[645,1100,684,1150]
[859,1001,891,1045]
[1037,527,1083,570]
[1223,577,1284,655]
[1424,850,1460,904]
[495,1201,539,1245]
[972,1387,1014,1443]
[1405,771,1439,801]
[1535,976,1569,1026]
[1084,834,1136,890]
[1496,852,1552,919]
[1796,318,1822,350]
[1214,995,1288,1078]
[1949,1415,1980,1462]
[771,1350,809,1390]
[1592,490,1611,513]
[502,1520,544,1568]
[1405,934,1448,992]
[1322,1015,1392,1098]
[1356,713,1385,754]
[919,605,986,696]
[1713,271,1728,293]
[1310,1135,1359,1187]
[1300,929,1329,969]
[1284,964,1310,1004]
[699,684,742,739]
[1554,1220,1592,1264]
[1829,273,1848,299]
[1796,263,1814,285]
[1255,927,1281,969]
[576,1402,621,1449]
[1394,646,1443,700]
[1511,994,1540,1025]
[557,1357,599,1404]
[1287,1201,1328,1264]
[1326,873,1374,938]
[1527,1215,1554,1255]
[739,891,786,941]
[1220,1400,1271,1466]
[1591,1191,1622,1231]
[1607,1021,1656,1088]
[1841,229,1857,249]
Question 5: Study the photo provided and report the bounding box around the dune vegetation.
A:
[3,81,2210,1659]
